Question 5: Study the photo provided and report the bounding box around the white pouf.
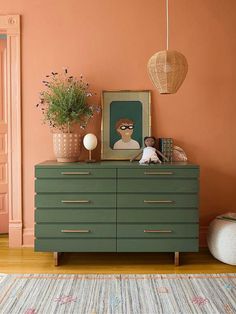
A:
[207,215,236,266]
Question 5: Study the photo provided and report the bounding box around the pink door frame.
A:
[0,15,22,247]
[0,36,8,233]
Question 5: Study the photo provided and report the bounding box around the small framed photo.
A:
[101,90,151,160]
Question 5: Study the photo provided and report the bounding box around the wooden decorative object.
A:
[147,50,188,94]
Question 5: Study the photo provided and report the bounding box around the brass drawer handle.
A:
[144,200,174,203]
[61,172,91,175]
[61,229,90,233]
[144,171,173,175]
[61,200,90,203]
[144,230,172,233]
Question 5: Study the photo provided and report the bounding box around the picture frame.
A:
[101,90,151,160]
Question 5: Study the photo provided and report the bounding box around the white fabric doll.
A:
[130,136,168,164]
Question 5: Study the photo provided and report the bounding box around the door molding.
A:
[0,15,22,247]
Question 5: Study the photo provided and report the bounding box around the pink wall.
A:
[1,0,236,246]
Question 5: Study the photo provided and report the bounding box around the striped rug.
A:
[0,273,236,313]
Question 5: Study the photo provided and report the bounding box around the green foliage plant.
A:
[37,69,98,133]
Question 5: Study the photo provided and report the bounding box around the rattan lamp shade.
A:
[147,50,188,94]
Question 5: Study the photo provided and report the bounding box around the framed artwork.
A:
[101,90,151,160]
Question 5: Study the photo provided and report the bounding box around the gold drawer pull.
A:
[61,229,90,233]
[144,171,173,175]
[144,200,174,203]
[61,172,91,175]
[61,200,90,203]
[144,230,172,233]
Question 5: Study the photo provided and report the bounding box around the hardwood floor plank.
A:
[0,235,235,274]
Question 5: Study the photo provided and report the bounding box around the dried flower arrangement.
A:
[36,68,99,133]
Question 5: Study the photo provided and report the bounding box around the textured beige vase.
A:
[53,133,80,162]
[147,50,188,94]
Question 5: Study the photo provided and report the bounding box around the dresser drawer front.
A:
[35,168,116,179]
[118,168,199,178]
[118,179,198,193]
[117,194,198,208]
[117,209,198,223]
[35,194,116,208]
[35,239,116,252]
[117,224,198,238]
[117,239,199,252]
[35,179,116,193]
[35,223,116,238]
[35,209,116,223]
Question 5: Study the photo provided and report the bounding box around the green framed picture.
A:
[101,90,151,160]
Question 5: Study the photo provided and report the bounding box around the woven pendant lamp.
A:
[147,0,188,94]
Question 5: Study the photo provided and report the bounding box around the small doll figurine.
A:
[130,136,168,164]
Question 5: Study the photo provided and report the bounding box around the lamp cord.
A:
[166,0,169,50]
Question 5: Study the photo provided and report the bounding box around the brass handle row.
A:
[62,200,173,204]
[144,200,174,204]
[144,230,172,233]
[144,171,173,175]
[61,229,90,233]
[61,171,173,175]
[61,200,90,203]
[61,172,91,175]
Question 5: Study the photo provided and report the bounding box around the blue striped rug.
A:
[0,273,236,313]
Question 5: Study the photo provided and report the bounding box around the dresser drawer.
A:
[117,178,198,193]
[117,194,198,208]
[117,209,198,223]
[117,238,199,252]
[35,178,116,193]
[35,223,116,238]
[35,194,116,208]
[35,168,116,179]
[35,239,116,252]
[35,209,116,223]
[117,223,198,238]
[118,168,199,178]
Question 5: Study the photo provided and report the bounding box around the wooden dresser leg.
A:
[175,252,180,266]
[54,252,59,266]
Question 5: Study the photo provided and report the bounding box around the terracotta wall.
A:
[1,0,236,246]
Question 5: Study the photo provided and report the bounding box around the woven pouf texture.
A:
[207,218,236,265]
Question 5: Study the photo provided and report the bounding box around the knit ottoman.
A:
[207,213,236,265]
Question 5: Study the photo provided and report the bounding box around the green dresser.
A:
[35,161,199,265]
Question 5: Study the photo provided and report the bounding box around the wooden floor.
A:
[1,235,236,274]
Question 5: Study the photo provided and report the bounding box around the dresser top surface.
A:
[36,160,199,169]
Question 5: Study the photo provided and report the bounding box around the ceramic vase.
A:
[53,133,80,162]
